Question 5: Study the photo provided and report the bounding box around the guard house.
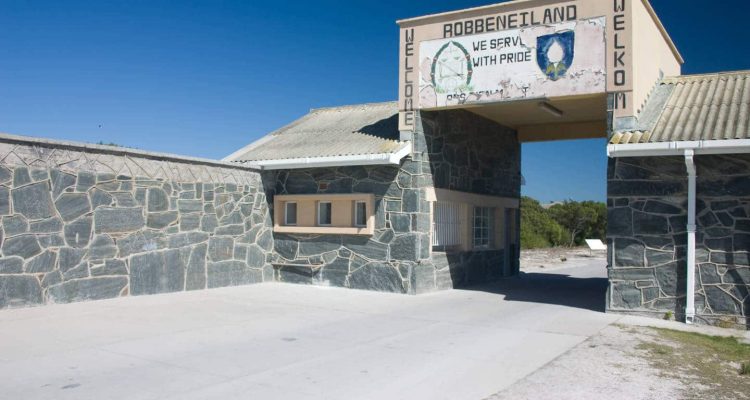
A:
[226,0,749,327]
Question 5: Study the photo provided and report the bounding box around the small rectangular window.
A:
[354,201,367,227]
[317,201,332,226]
[473,207,492,249]
[284,202,297,226]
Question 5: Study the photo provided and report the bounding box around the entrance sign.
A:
[418,18,605,109]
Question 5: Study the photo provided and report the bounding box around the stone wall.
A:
[265,109,521,294]
[607,155,750,328]
[0,135,273,308]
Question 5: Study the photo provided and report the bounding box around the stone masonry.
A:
[0,136,273,308]
[608,155,750,328]
[265,109,521,294]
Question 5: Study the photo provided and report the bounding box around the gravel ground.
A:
[490,247,750,400]
[521,247,607,271]
[487,324,684,400]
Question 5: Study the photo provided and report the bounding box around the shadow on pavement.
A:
[464,271,609,313]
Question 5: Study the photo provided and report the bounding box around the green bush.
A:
[520,197,606,249]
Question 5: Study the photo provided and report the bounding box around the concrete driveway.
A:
[1,260,616,400]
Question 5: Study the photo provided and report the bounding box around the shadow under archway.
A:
[461,269,609,313]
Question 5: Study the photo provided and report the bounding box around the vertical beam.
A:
[684,150,696,324]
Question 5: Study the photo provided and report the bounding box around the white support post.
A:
[684,150,697,324]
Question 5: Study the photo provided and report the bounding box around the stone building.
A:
[0,0,748,328]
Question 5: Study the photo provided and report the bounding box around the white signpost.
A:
[418,18,606,109]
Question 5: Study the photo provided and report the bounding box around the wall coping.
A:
[0,132,261,172]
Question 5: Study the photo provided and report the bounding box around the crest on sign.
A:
[536,31,575,81]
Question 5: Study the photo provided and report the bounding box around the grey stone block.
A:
[113,192,138,207]
[0,186,9,216]
[94,207,144,233]
[25,250,57,273]
[200,214,219,233]
[298,238,340,257]
[390,235,417,262]
[167,232,208,249]
[245,244,265,268]
[130,250,186,295]
[91,259,128,276]
[47,277,126,304]
[41,270,63,288]
[0,275,42,307]
[63,262,89,280]
[345,238,388,261]
[256,229,273,251]
[90,188,113,209]
[180,213,201,231]
[215,224,244,236]
[117,231,166,257]
[12,181,55,219]
[2,235,42,259]
[29,217,63,234]
[654,262,680,297]
[55,193,91,222]
[3,215,28,236]
[614,238,645,267]
[147,211,179,229]
[275,264,318,284]
[88,234,118,260]
[274,237,298,260]
[0,257,24,274]
[699,264,722,284]
[178,200,202,213]
[349,262,405,293]
[147,188,169,212]
[207,261,262,288]
[610,282,642,309]
[58,247,86,272]
[208,237,234,261]
[390,214,411,233]
[705,286,741,314]
[51,169,76,199]
[76,171,96,192]
[633,211,669,235]
[13,167,31,186]
[0,166,11,184]
[186,243,207,291]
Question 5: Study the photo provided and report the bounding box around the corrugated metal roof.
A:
[228,101,408,162]
[610,70,750,145]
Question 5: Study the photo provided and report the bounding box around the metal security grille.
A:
[432,202,462,248]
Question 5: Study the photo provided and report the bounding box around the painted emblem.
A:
[536,31,575,81]
[430,41,473,93]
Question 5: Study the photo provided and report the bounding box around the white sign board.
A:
[418,18,606,109]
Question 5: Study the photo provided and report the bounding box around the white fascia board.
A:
[256,142,412,170]
[607,139,750,158]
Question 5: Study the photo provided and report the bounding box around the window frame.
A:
[284,201,298,226]
[353,200,367,227]
[317,201,333,226]
[472,206,493,250]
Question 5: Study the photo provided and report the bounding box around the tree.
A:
[548,201,603,247]
[520,197,567,249]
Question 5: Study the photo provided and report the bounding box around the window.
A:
[432,202,462,250]
[284,202,297,226]
[317,201,332,226]
[354,201,367,227]
[273,194,374,235]
[473,207,493,249]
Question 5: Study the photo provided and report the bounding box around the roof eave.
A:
[252,143,413,170]
[608,139,750,158]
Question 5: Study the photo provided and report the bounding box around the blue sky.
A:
[1,1,748,203]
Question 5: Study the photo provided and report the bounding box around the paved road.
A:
[1,259,617,400]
